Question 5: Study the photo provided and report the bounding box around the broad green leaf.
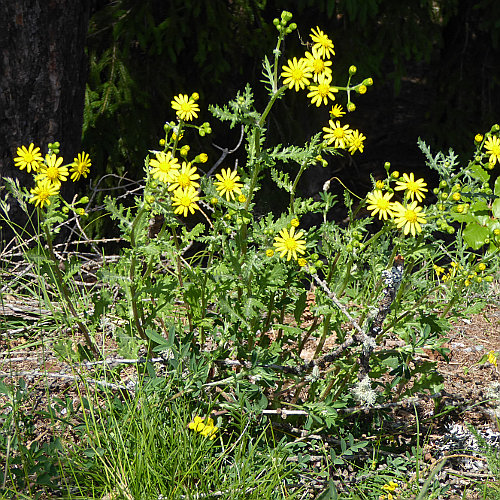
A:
[469,164,490,183]
[463,223,490,249]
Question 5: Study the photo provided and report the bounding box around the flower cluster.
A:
[379,480,399,500]
[188,415,218,440]
[13,143,91,209]
[366,171,428,236]
[281,27,370,155]
[476,128,500,170]
[434,260,492,287]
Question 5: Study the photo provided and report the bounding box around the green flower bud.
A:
[347,102,356,112]
[349,65,357,75]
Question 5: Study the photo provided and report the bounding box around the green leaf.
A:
[492,198,500,219]
[463,223,490,249]
[495,176,500,197]
[469,164,490,183]
[294,291,307,324]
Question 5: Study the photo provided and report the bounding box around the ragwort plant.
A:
[3,10,500,475]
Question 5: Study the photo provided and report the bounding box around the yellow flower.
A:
[167,162,200,191]
[310,27,335,59]
[488,351,498,367]
[307,74,338,107]
[478,262,486,271]
[291,218,300,227]
[198,153,208,163]
[171,94,200,121]
[281,57,312,92]
[433,265,445,276]
[484,136,500,166]
[346,130,366,154]
[475,133,483,143]
[375,180,385,190]
[394,172,428,202]
[303,49,332,82]
[188,416,218,440]
[149,151,180,184]
[330,104,345,118]
[322,120,353,148]
[70,152,91,181]
[273,226,307,261]
[298,258,307,267]
[214,168,243,201]
[366,190,395,220]
[266,249,275,257]
[14,143,43,173]
[29,179,60,208]
[238,194,246,203]
[171,186,200,217]
[37,154,68,186]
[392,201,427,236]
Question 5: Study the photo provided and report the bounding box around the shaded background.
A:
[1,0,499,237]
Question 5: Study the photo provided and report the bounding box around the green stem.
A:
[290,160,308,213]
[43,224,100,357]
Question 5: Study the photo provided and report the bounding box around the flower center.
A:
[25,153,35,162]
[313,59,325,72]
[181,102,191,112]
[405,209,417,222]
[177,173,190,187]
[377,199,390,210]
[317,83,329,96]
[285,238,298,250]
[180,194,191,207]
[333,128,345,138]
[406,181,418,192]
[46,166,59,179]
[223,179,236,190]
[491,144,500,155]
[291,68,304,80]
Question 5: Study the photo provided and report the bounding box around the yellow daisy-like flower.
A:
[322,120,353,148]
[484,136,500,166]
[281,57,312,92]
[392,201,427,236]
[171,94,200,122]
[14,143,43,173]
[366,190,395,220]
[149,151,180,184]
[307,74,338,107]
[171,186,200,217]
[394,172,428,202]
[346,130,366,155]
[29,179,60,208]
[273,226,307,261]
[310,27,335,59]
[330,104,345,118]
[214,168,243,201]
[70,152,91,181]
[304,50,332,82]
[167,162,200,191]
[37,154,68,186]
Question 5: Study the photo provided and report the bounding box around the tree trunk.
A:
[0,0,91,242]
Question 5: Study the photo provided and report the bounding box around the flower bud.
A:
[349,65,357,75]
[475,133,483,143]
[347,102,356,112]
[362,78,374,86]
[357,85,367,94]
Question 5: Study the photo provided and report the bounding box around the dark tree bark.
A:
[0,0,91,242]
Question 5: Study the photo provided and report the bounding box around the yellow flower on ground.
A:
[188,416,218,440]
[310,27,335,59]
[484,136,500,166]
[281,57,312,92]
[29,179,60,208]
[171,186,200,217]
[273,226,307,261]
[330,104,345,118]
[322,120,353,149]
[346,130,366,154]
[171,94,200,121]
[392,201,427,236]
[37,154,68,186]
[14,143,43,173]
[307,74,338,107]
[366,190,395,220]
[149,151,180,184]
[488,351,498,367]
[70,152,91,181]
[214,168,243,201]
[167,162,200,191]
[394,172,428,202]
[379,480,398,500]
[304,49,332,82]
